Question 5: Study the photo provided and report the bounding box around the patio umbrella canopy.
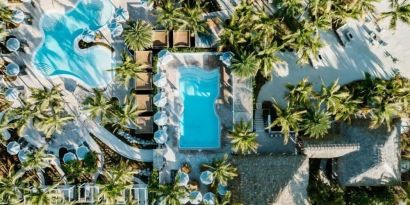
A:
[11,9,25,24]
[154,111,168,126]
[5,88,20,101]
[76,146,90,160]
[7,141,20,155]
[189,191,203,205]
[6,38,20,52]
[153,92,167,107]
[158,50,173,65]
[175,171,189,186]
[108,20,123,37]
[114,7,129,22]
[217,183,228,195]
[153,72,166,88]
[203,192,216,205]
[63,152,77,163]
[219,52,233,67]
[18,149,28,162]
[154,127,168,144]
[82,29,96,43]
[200,170,214,185]
[5,63,20,76]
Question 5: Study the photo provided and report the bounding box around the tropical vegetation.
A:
[109,53,146,86]
[202,155,238,187]
[382,0,410,29]
[228,121,259,155]
[124,19,153,51]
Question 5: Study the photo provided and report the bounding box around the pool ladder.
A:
[35,63,55,75]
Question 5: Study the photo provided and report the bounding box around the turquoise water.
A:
[33,0,115,88]
[179,67,221,149]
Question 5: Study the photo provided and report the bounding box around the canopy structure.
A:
[219,52,233,67]
[18,149,28,162]
[114,7,129,23]
[189,191,203,205]
[11,9,25,24]
[154,111,168,126]
[5,88,20,101]
[76,146,90,160]
[5,63,20,76]
[200,170,214,185]
[203,192,216,205]
[63,152,77,163]
[6,38,20,52]
[108,20,123,38]
[164,143,176,162]
[82,29,96,43]
[154,127,168,144]
[153,92,167,107]
[7,141,20,155]
[175,171,189,186]
[153,72,166,88]
[158,50,172,66]
[217,183,228,195]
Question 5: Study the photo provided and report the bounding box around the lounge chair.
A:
[152,30,169,48]
[134,50,152,69]
[135,93,153,113]
[135,116,154,134]
[135,72,153,91]
[172,30,190,48]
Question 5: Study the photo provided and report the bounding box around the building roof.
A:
[231,155,309,205]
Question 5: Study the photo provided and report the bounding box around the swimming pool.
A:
[178,67,221,149]
[33,0,115,88]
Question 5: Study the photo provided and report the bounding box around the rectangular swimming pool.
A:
[178,67,221,149]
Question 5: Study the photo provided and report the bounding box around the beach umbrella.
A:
[108,20,123,38]
[11,9,25,24]
[179,193,190,204]
[203,192,216,205]
[5,63,20,76]
[164,143,176,162]
[63,152,77,163]
[154,127,168,144]
[5,88,19,101]
[76,146,89,160]
[7,141,20,155]
[153,72,166,88]
[6,38,20,52]
[18,149,28,162]
[114,7,129,23]
[82,29,96,43]
[158,50,172,65]
[200,170,214,185]
[175,171,189,186]
[153,92,167,107]
[217,183,228,195]
[189,191,203,205]
[219,52,233,67]
[154,111,168,126]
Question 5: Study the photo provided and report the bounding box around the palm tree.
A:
[301,107,332,139]
[369,97,402,130]
[109,54,145,86]
[82,89,114,124]
[230,51,259,78]
[318,80,350,113]
[256,41,282,78]
[34,108,74,139]
[6,104,36,136]
[228,121,259,155]
[110,95,139,131]
[21,147,54,172]
[333,96,362,124]
[267,100,306,144]
[348,0,380,20]
[156,0,184,30]
[27,86,64,112]
[0,5,12,24]
[285,78,314,106]
[0,166,27,204]
[215,191,232,205]
[275,0,304,18]
[124,20,153,51]
[180,1,208,36]
[25,183,60,205]
[381,0,410,29]
[152,183,188,205]
[202,155,238,187]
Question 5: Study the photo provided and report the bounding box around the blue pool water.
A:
[33,0,115,88]
[179,67,221,149]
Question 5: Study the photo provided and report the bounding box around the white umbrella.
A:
[153,92,167,107]
[6,38,20,52]
[114,7,129,23]
[7,141,20,155]
[76,146,89,160]
[164,143,176,162]
[153,72,167,88]
[11,9,25,24]
[82,29,96,43]
[18,149,28,162]
[175,171,189,186]
[158,50,172,65]
[5,88,19,101]
[5,63,20,76]
[200,170,214,185]
[203,192,216,205]
[217,183,228,195]
[108,20,123,38]
[189,191,203,205]
[63,152,77,163]
[154,127,168,144]
[219,52,233,67]
[154,111,168,126]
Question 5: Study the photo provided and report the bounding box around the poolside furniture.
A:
[203,192,216,205]
[5,87,19,101]
[6,37,20,52]
[78,183,98,203]
[200,170,214,185]
[135,93,152,112]
[52,185,76,203]
[175,171,189,186]
[189,191,203,205]
[135,116,154,134]
[5,62,20,76]
[63,152,77,163]
[172,30,190,48]
[152,30,169,48]
[134,50,152,68]
[135,72,153,91]
[153,111,167,126]
[7,141,20,155]
[154,127,168,144]
[131,184,148,205]
[153,72,166,88]
[153,91,167,108]
[76,146,90,160]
